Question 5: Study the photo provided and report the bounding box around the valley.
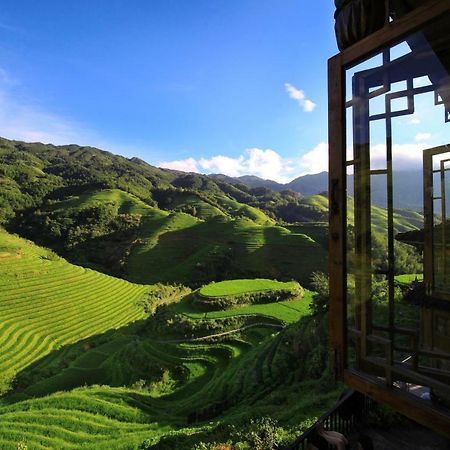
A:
[0,138,424,448]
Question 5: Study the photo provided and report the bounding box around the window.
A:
[329,3,450,434]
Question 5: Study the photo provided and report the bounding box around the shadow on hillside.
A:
[246,227,328,288]
[8,215,141,279]
[3,319,161,404]
[126,218,328,288]
[126,218,261,287]
[0,306,335,450]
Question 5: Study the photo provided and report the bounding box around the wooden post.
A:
[328,53,347,380]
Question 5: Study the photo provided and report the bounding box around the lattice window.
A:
[344,12,450,402]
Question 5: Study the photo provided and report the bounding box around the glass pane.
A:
[343,11,450,405]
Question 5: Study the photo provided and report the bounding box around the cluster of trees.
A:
[137,284,192,314]
[141,417,289,450]
[0,138,174,226]
[16,202,142,250]
[147,302,282,339]
[216,180,328,223]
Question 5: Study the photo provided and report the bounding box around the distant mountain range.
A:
[209,172,328,195]
[211,170,427,211]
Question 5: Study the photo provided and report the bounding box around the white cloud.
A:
[415,132,431,142]
[303,99,316,113]
[363,142,428,170]
[159,148,295,183]
[298,142,328,174]
[298,141,431,175]
[244,148,290,181]
[199,155,244,177]
[408,117,421,125]
[200,148,294,183]
[285,83,305,101]
[284,83,316,112]
[159,157,199,173]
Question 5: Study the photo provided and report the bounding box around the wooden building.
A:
[329,0,450,436]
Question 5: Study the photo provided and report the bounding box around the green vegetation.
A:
[0,229,338,449]
[0,229,149,396]
[199,279,300,297]
[176,290,314,324]
[127,215,327,287]
[194,279,303,311]
[0,138,422,287]
[395,273,423,284]
[0,137,426,449]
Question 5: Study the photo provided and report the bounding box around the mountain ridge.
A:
[211,170,427,211]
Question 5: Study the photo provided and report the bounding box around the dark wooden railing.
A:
[279,391,374,450]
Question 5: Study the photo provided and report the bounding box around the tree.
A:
[310,271,329,316]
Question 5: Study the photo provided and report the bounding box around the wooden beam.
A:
[345,370,450,438]
[328,52,347,380]
[337,0,450,69]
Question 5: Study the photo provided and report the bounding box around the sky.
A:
[0,1,446,183]
[0,0,339,182]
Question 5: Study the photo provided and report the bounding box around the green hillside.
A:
[0,137,423,288]
[46,188,158,216]
[199,279,300,297]
[14,185,326,286]
[0,135,425,448]
[128,215,327,286]
[0,229,337,449]
[0,229,149,393]
[304,194,423,234]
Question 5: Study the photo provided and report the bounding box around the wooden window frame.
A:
[328,0,450,436]
[424,145,450,301]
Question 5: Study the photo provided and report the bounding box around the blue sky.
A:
[0,0,339,182]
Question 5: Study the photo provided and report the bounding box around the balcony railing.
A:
[279,390,374,450]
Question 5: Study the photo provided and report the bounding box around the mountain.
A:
[212,170,426,211]
[209,172,329,195]
[0,137,332,286]
[236,175,285,191]
[209,173,286,191]
[286,171,329,195]
[0,137,424,287]
[0,136,424,449]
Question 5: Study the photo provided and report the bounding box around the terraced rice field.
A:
[199,279,300,297]
[45,189,157,216]
[0,229,149,383]
[0,326,320,449]
[41,188,327,287]
[128,215,327,285]
[0,229,331,449]
[176,291,314,324]
[0,313,296,449]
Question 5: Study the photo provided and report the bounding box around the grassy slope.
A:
[41,188,314,287]
[199,279,300,297]
[395,273,423,283]
[304,194,423,234]
[0,229,334,449]
[46,189,159,216]
[18,187,420,288]
[0,229,149,383]
[175,290,314,324]
[128,216,327,286]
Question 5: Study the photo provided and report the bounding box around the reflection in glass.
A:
[344,12,450,408]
